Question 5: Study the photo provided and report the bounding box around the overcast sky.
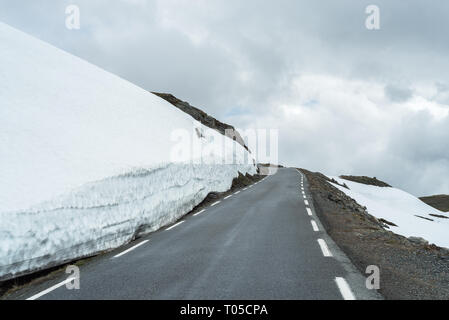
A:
[1,0,448,196]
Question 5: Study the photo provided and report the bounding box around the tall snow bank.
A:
[329,177,449,249]
[0,23,256,280]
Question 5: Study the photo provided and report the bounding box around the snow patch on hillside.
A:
[329,177,449,249]
[0,22,255,280]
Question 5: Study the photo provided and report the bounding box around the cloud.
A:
[231,74,449,196]
[384,85,413,103]
[1,0,449,196]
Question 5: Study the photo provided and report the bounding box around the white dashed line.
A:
[113,240,149,258]
[224,195,232,200]
[194,209,205,216]
[306,207,313,216]
[166,221,184,231]
[234,191,240,195]
[311,220,319,231]
[26,277,78,300]
[335,277,356,300]
[303,195,307,199]
[317,239,333,257]
[211,201,220,207]
[304,200,309,206]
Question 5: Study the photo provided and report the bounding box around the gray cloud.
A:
[385,85,413,103]
[1,0,449,196]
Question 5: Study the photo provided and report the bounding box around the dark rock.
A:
[408,237,429,245]
[340,175,392,187]
[151,92,250,153]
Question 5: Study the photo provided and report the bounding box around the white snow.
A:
[328,176,449,249]
[0,22,256,280]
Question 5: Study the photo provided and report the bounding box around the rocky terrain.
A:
[420,195,449,212]
[152,92,249,152]
[300,168,449,300]
[340,175,392,187]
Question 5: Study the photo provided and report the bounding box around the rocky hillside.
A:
[340,175,392,187]
[300,168,449,300]
[420,195,449,212]
[152,92,249,152]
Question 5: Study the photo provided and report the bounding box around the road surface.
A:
[10,168,382,300]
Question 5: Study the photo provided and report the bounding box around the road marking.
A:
[26,277,78,300]
[303,195,307,199]
[304,200,309,206]
[211,201,220,206]
[194,209,205,216]
[166,221,184,231]
[243,188,248,191]
[311,220,319,231]
[113,240,149,258]
[234,191,240,195]
[335,277,356,300]
[306,207,313,216]
[317,239,333,257]
[224,195,232,200]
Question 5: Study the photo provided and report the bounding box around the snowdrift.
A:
[0,22,256,280]
[329,177,449,249]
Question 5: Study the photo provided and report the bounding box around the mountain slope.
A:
[152,92,249,152]
[420,195,449,212]
[0,22,256,280]
[330,176,449,249]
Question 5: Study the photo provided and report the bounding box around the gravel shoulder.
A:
[299,168,449,300]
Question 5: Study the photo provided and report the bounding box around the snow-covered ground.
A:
[329,177,449,249]
[0,22,256,280]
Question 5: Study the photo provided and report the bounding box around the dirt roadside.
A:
[299,168,449,300]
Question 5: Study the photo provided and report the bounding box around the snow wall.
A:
[0,22,256,280]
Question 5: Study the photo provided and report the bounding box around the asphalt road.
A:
[11,168,382,300]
